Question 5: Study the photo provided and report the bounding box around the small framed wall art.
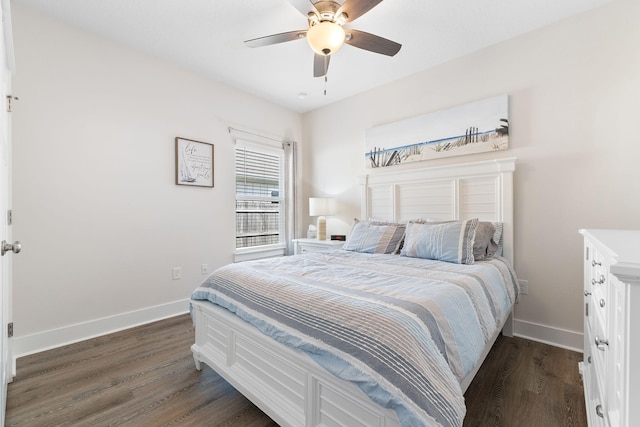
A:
[175,137,214,187]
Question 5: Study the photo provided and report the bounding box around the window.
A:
[235,141,285,254]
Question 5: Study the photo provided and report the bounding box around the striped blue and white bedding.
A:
[191,250,519,427]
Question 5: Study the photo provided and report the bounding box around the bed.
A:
[191,158,518,427]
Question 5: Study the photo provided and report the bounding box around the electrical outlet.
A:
[172,267,182,280]
[201,264,209,275]
[519,279,528,295]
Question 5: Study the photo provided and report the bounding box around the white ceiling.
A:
[14,0,611,113]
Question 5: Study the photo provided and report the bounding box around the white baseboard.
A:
[9,302,583,379]
[11,299,190,372]
[513,318,583,352]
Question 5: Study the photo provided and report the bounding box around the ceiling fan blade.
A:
[288,0,319,17]
[336,0,384,22]
[244,30,307,48]
[313,54,330,77]
[344,29,401,56]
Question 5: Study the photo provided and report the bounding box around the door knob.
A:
[1,240,21,256]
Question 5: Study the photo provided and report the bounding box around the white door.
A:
[0,73,8,426]
[0,1,15,425]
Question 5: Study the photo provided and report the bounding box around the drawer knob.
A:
[592,260,602,267]
[591,275,605,285]
[595,336,609,351]
[596,404,605,418]
[584,290,592,296]
[599,299,606,308]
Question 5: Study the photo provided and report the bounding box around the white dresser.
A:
[579,229,640,427]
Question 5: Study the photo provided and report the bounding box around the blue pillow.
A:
[343,219,405,254]
[401,219,479,264]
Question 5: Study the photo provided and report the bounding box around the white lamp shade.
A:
[309,197,336,240]
[309,197,336,217]
[306,21,345,56]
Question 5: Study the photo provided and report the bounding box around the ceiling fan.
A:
[244,0,402,78]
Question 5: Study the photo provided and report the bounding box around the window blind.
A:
[235,144,284,249]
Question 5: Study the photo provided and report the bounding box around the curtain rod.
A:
[227,126,285,143]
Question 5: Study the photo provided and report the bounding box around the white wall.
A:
[10,4,301,357]
[302,0,640,350]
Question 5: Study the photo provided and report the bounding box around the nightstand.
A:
[293,238,345,255]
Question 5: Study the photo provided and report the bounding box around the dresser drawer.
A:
[588,250,608,298]
[584,322,609,426]
[587,245,609,335]
[588,291,607,341]
[590,309,608,407]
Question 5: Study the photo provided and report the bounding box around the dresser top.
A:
[580,229,640,279]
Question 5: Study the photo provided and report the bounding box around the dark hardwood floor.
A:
[463,335,586,427]
[6,314,586,426]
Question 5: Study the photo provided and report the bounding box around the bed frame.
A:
[191,157,517,427]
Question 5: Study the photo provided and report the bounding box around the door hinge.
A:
[6,95,18,113]
[8,322,13,338]
[7,209,12,225]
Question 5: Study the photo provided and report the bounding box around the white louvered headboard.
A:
[359,158,517,263]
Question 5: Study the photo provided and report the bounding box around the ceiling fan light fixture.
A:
[306,21,345,56]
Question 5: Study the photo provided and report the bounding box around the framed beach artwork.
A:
[365,94,509,168]
[175,137,214,187]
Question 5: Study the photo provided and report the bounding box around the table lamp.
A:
[309,197,335,240]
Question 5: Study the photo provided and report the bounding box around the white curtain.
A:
[283,141,298,255]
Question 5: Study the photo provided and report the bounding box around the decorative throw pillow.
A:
[473,221,498,261]
[343,219,405,254]
[413,218,502,260]
[491,222,504,257]
[401,219,479,264]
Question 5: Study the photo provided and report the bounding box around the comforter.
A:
[191,250,518,427]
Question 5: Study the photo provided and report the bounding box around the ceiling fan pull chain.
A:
[324,75,327,96]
